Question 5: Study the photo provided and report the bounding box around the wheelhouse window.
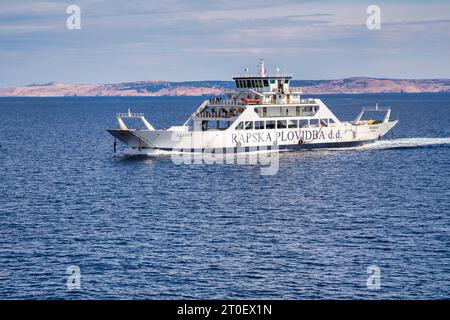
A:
[263,80,269,86]
[244,121,253,130]
[235,122,244,130]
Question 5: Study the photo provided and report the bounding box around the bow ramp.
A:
[107,109,156,149]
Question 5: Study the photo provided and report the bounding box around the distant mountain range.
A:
[1,77,450,97]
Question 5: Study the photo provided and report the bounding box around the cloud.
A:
[0,0,449,85]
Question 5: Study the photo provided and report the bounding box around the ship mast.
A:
[258,59,266,77]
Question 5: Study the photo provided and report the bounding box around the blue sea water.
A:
[0,94,449,299]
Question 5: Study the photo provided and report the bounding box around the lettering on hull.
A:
[231,129,342,145]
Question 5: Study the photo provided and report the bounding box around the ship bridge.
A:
[193,59,302,109]
[232,59,293,94]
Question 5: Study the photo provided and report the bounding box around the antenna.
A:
[259,58,266,77]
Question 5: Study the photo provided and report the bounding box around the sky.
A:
[1,0,450,86]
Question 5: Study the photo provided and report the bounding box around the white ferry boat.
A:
[108,60,398,153]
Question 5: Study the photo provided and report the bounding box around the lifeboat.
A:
[241,98,261,104]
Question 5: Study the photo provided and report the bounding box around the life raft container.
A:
[241,98,261,104]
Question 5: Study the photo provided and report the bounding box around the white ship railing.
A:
[208,98,316,107]
[209,100,244,106]
[195,111,240,118]
[115,109,155,130]
[300,98,316,104]
[354,104,391,123]
[116,112,145,118]
[361,107,391,111]
[232,72,293,78]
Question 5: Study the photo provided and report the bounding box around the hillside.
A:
[1,78,450,97]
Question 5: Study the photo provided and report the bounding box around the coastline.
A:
[1,78,450,97]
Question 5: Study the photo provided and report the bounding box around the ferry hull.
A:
[122,140,377,154]
[107,129,154,149]
[109,120,397,153]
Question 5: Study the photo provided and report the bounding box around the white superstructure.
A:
[108,60,398,153]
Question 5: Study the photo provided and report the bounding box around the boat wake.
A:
[355,137,450,151]
[120,137,450,157]
[122,148,172,157]
[122,148,286,157]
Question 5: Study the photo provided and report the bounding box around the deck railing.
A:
[116,112,145,118]
[361,107,391,111]
[208,99,244,106]
[232,72,293,78]
[195,111,240,119]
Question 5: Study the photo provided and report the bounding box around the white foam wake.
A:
[123,148,173,157]
[359,137,450,150]
[121,137,450,156]
[123,148,286,157]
